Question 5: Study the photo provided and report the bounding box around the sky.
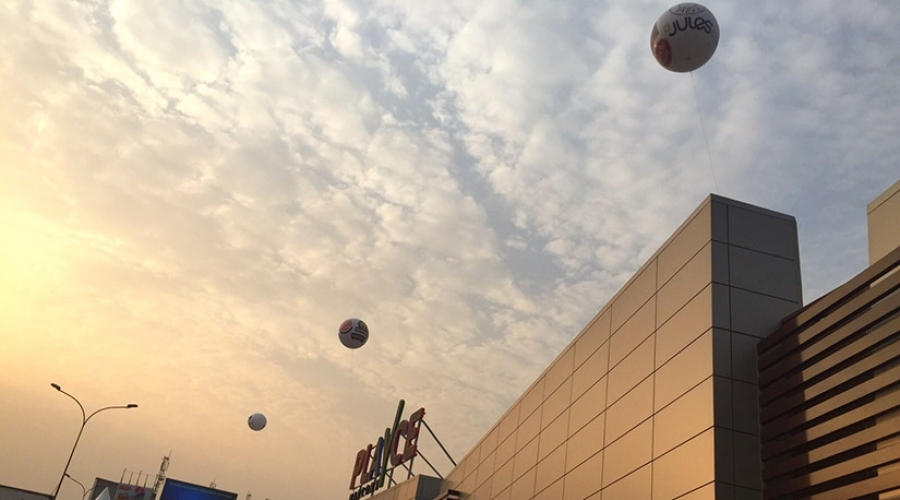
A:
[1,1,899,499]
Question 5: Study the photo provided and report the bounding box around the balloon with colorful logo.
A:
[248,412,267,431]
[339,318,369,349]
[651,3,719,72]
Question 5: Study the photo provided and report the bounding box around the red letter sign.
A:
[402,407,425,462]
[350,448,368,489]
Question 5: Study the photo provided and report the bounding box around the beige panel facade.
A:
[366,195,803,500]
[868,178,900,265]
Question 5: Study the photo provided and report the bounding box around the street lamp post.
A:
[50,383,138,500]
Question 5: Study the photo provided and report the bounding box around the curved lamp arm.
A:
[64,473,86,500]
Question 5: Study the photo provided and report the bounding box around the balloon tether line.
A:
[690,71,719,194]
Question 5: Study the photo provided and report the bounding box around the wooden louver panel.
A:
[758,246,900,500]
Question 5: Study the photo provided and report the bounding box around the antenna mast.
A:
[151,453,171,500]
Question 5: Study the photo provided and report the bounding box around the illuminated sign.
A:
[348,400,425,499]
[159,480,238,500]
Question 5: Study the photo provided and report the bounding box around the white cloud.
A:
[110,0,235,90]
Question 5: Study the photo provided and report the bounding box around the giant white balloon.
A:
[248,413,267,431]
[651,3,719,72]
[338,318,369,349]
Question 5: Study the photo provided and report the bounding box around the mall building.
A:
[358,178,900,500]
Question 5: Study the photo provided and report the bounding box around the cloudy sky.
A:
[1,0,898,499]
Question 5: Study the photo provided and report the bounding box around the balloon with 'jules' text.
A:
[651,3,719,72]
[248,413,266,431]
[338,318,369,349]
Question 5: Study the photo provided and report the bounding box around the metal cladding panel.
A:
[432,195,805,500]
[758,246,900,500]
[0,486,53,500]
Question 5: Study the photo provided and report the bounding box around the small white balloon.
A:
[248,413,267,431]
[338,318,369,349]
[651,3,719,73]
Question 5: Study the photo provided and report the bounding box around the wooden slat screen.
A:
[759,247,900,499]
